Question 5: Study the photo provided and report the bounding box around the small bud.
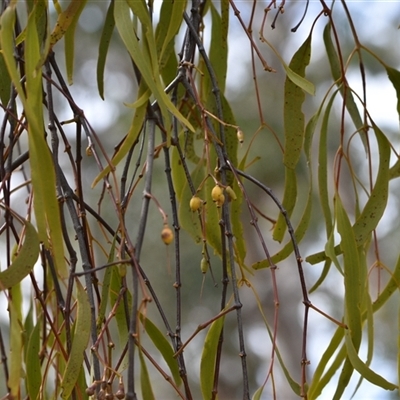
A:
[161,225,174,245]
[86,146,93,156]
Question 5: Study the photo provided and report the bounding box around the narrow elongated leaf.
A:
[64,0,88,84]
[110,266,130,345]
[386,66,400,117]
[352,124,390,244]
[323,22,367,151]
[208,1,229,93]
[334,195,362,397]
[139,314,181,386]
[344,329,396,391]
[308,327,345,399]
[158,0,186,68]
[272,168,297,242]
[0,219,39,290]
[200,315,225,399]
[139,349,155,400]
[7,297,23,396]
[283,32,312,169]
[61,281,91,399]
[97,0,115,99]
[26,321,42,400]
[49,0,84,48]
[114,0,194,137]
[92,87,147,187]
[0,5,67,277]
[307,123,390,265]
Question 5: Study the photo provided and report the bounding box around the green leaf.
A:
[333,195,362,397]
[283,64,315,95]
[97,0,115,99]
[49,0,85,48]
[352,124,390,245]
[344,328,396,391]
[0,4,67,278]
[139,349,155,400]
[64,0,88,84]
[200,315,225,399]
[272,168,297,242]
[386,66,400,117]
[323,22,367,150]
[114,0,194,137]
[110,266,130,346]
[7,297,23,396]
[0,218,39,290]
[208,1,229,94]
[139,313,182,387]
[283,32,312,169]
[307,123,390,265]
[61,280,91,399]
[158,0,186,69]
[92,88,147,187]
[26,321,42,400]
[373,254,400,313]
[307,328,345,399]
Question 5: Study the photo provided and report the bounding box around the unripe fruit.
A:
[237,128,244,144]
[225,185,237,201]
[215,193,225,208]
[211,185,223,202]
[200,257,208,274]
[190,196,202,212]
[161,225,174,245]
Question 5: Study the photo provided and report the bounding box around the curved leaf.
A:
[26,321,42,400]
[61,280,91,399]
[200,315,225,399]
[139,313,182,387]
[97,0,115,99]
[0,219,39,290]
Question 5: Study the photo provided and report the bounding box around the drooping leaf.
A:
[200,315,225,399]
[64,0,88,84]
[61,280,91,399]
[139,348,156,400]
[114,0,194,141]
[283,32,312,169]
[0,219,39,290]
[97,0,115,99]
[323,22,367,150]
[25,321,42,400]
[0,5,67,278]
[158,0,186,69]
[49,0,85,48]
[139,313,182,387]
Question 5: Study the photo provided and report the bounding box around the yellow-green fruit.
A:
[161,225,174,245]
[190,196,202,212]
[211,185,223,202]
[237,128,244,144]
[200,257,208,274]
[225,185,237,201]
[215,193,225,208]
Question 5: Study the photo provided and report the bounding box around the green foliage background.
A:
[0,1,400,399]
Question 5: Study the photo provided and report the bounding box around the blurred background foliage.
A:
[1,1,400,399]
